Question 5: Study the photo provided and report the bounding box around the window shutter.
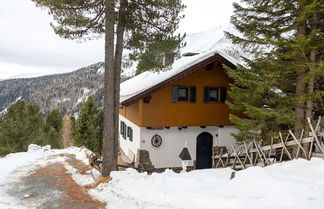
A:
[220,87,227,103]
[204,87,210,103]
[129,128,133,142]
[120,122,123,135]
[172,86,178,102]
[123,123,127,139]
[124,124,127,139]
[121,121,125,137]
[190,86,196,102]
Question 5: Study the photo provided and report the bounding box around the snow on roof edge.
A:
[120,50,237,104]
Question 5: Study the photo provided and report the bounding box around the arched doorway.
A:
[196,132,213,169]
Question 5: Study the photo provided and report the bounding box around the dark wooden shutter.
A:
[220,87,227,103]
[190,86,196,102]
[204,87,210,103]
[172,86,178,102]
[120,121,123,135]
[129,128,133,142]
[124,124,127,139]
[123,122,127,139]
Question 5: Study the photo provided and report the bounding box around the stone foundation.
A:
[136,149,155,170]
[135,149,196,173]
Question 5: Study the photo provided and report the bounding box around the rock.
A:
[230,171,236,180]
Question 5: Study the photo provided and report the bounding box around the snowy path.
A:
[0,146,104,209]
[1,146,324,209]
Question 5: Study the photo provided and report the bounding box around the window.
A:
[172,86,196,102]
[204,87,218,102]
[178,87,188,101]
[127,127,133,142]
[209,87,218,101]
[120,121,127,139]
[204,87,227,103]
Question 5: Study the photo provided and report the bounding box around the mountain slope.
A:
[0,62,105,115]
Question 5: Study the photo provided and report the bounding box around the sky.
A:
[0,0,236,80]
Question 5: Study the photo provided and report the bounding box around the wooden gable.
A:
[120,54,236,127]
[121,53,235,106]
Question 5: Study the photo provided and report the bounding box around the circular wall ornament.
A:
[151,134,162,147]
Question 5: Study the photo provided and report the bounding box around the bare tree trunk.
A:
[294,22,307,137]
[113,0,127,168]
[303,12,318,157]
[305,12,318,121]
[102,0,116,177]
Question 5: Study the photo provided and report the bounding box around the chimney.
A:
[161,52,176,66]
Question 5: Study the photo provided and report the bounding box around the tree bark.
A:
[294,22,307,137]
[102,0,116,177]
[113,0,127,169]
[303,12,318,157]
[305,12,318,122]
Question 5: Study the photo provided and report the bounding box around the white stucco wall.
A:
[139,126,238,168]
[119,115,141,163]
[217,126,240,147]
[119,114,239,168]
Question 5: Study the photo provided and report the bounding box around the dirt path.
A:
[7,154,106,209]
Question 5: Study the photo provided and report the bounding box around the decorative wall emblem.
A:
[151,134,162,147]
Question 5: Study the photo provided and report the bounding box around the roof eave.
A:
[121,53,236,107]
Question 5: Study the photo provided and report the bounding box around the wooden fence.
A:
[213,117,324,170]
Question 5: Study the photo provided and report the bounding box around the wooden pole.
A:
[243,141,253,166]
[231,145,245,169]
[216,148,225,168]
[289,130,308,159]
[307,118,324,155]
[253,140,266,166]
[279,132,292,160]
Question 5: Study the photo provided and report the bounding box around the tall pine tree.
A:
[44,109,63,149]
[75,96,103,153]
[32,0,185,176]
[226,0,323,142]
[134,35,184,75]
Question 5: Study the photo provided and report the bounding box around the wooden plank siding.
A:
[119,100,142,125]
[120,64,235,127]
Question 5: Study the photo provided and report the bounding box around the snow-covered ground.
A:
[0,146,323,209]
[0,145,95,209]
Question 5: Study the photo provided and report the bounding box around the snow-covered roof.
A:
[120,50,238,104]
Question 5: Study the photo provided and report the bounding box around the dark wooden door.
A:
[196,132,213,169]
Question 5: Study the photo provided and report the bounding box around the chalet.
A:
[119,50,239,170]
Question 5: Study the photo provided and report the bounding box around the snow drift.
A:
[0,146,323,209]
